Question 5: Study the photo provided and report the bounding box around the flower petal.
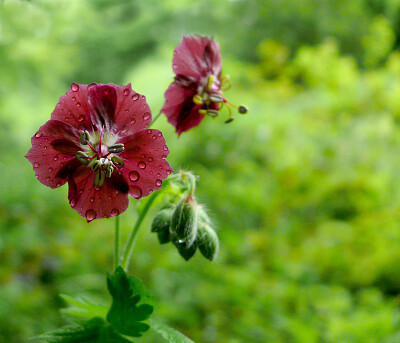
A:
[161,82,204,135]
[173,36,222,78]
[112,83,152,137]
[118,129,173,198]
[26,119,81,189]
[68,166,129,222]
[50,83,92,130]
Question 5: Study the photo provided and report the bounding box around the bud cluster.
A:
[150,172,219,261]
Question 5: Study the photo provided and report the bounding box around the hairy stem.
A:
[114,215,120,270]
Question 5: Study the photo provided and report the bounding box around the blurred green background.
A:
[3,0,400,342]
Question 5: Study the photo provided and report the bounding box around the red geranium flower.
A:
[161,35,247,135]
[26,83,173,222]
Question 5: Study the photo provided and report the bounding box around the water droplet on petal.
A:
[79,189,84,194]
[35,132,42,138]
[34,162,39,168]
[156,173,161,177]
[71,83,79,92]
[94,186,101,191]
[163,146,168,151]
[72,96,76,101]
[76,102,81,107]
[46,177,50,181]
[166,169,172,175]
[132,93,139,101]
[65,117,70,122]
[130,186,142,198]
[104,88,110,95]
[70,198,77,207]
[78,114,85,122]
[130,118,136,124]
[111,208,120,216]
[56,182,62,187]
[158,132,162,137]
[48,167,53,172]
[123,89,129,96]
[90,197,95,203]
[138,161,146,169]
[121,125,128,134]
[129,170,139,181]
[147,129,151,134]
[85,209,96,221]
[148,157,153,162]
[143,112,151,121]
[44,146,48,150]
[152,135,157,140]
[155,179,162,186]
[53,156,58,161]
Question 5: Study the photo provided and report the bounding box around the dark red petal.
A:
[68,166,129,222]
[25,120,81,189]
[87,83,117,131]
[173,36,222,78]
[118,129,173,198]
[112,83,152,137]
[50,83,92,130]
[161,82,204,135]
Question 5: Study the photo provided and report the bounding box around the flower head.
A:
[26,83,173,222]
[161,35,247,135]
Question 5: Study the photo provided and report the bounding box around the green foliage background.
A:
[2,0,400,342]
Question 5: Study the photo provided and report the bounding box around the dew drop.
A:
[94,185,101,191]
[129,170,139,181]
[132,93,139,101]
[85,209,96,221]
[147,129,152,134]
[53,156,58,161]
[72,96,76,101]
[141,154,146,159]
[121,125,128,134]
[34,162,39,168]
[143,112,151,121]
[155,179,162,187]
[149,189,153,193]
[123,89,129,96]
[111,208,120,216]
[148,157,153,162]
[152,135,157,140]
[115,190,119,195]
[130,186,142,198]
[70,198,77,207]
[56,182,62,187]
[65,117,70,122]
[130,118,136,124]
[76,102,81,107]
[46,177,50,181]
[71,83,79,92]
[90,197,95,203]
[48,167,53,172]
[163,146,168,151]
[166,169,172,175]
[156,173,161,177]
[138,161,146,169]
[79,189,84,194]
[44,146,48,150]
[104,88,110,95]
[78,114,85,122]
[158,132,162,137]
[35,132,42,138]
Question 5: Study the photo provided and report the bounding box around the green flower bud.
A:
[197,223,219,261]
[157,230,171,244]
[174,240,197,261]
[170,197,198,247]
[151,208,174,233]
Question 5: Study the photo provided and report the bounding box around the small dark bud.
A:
[151,208,174,233]
[174,240,197,261]
[170,197,198,247]
[157,229,171,244]
[238,105,248,114]
[197,224,219,261]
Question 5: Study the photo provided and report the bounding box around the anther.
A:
[207,110,219,117]
[80,130,89,145]
[106,166,114,178]
[238,105,248,114]
[94,171,105,187]
[225,116,235,124]
[108,143,125,153]
[207,75,215,89]
[193,95,203,105]
[209,94,224,103]
[76,151,90,165]
[89,159,100,173]
[111,155,124,168]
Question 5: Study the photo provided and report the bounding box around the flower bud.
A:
[151,208,174,233]
[197,223,219,261]
[173,240,197,261]
[170,196,198,247]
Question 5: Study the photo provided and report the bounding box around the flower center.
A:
[76,129,125,187]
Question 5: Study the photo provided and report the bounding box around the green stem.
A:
[121,191,161,270]
[114,216,120,270]
[148,111,162,128]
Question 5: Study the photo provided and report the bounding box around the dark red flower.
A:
[26,83,173,222]
[161,35,225,135]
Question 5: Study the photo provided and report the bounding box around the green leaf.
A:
[60,294,108,320]
[149,317,195,343]
[106,267,154,337]
[34,317,132,343]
